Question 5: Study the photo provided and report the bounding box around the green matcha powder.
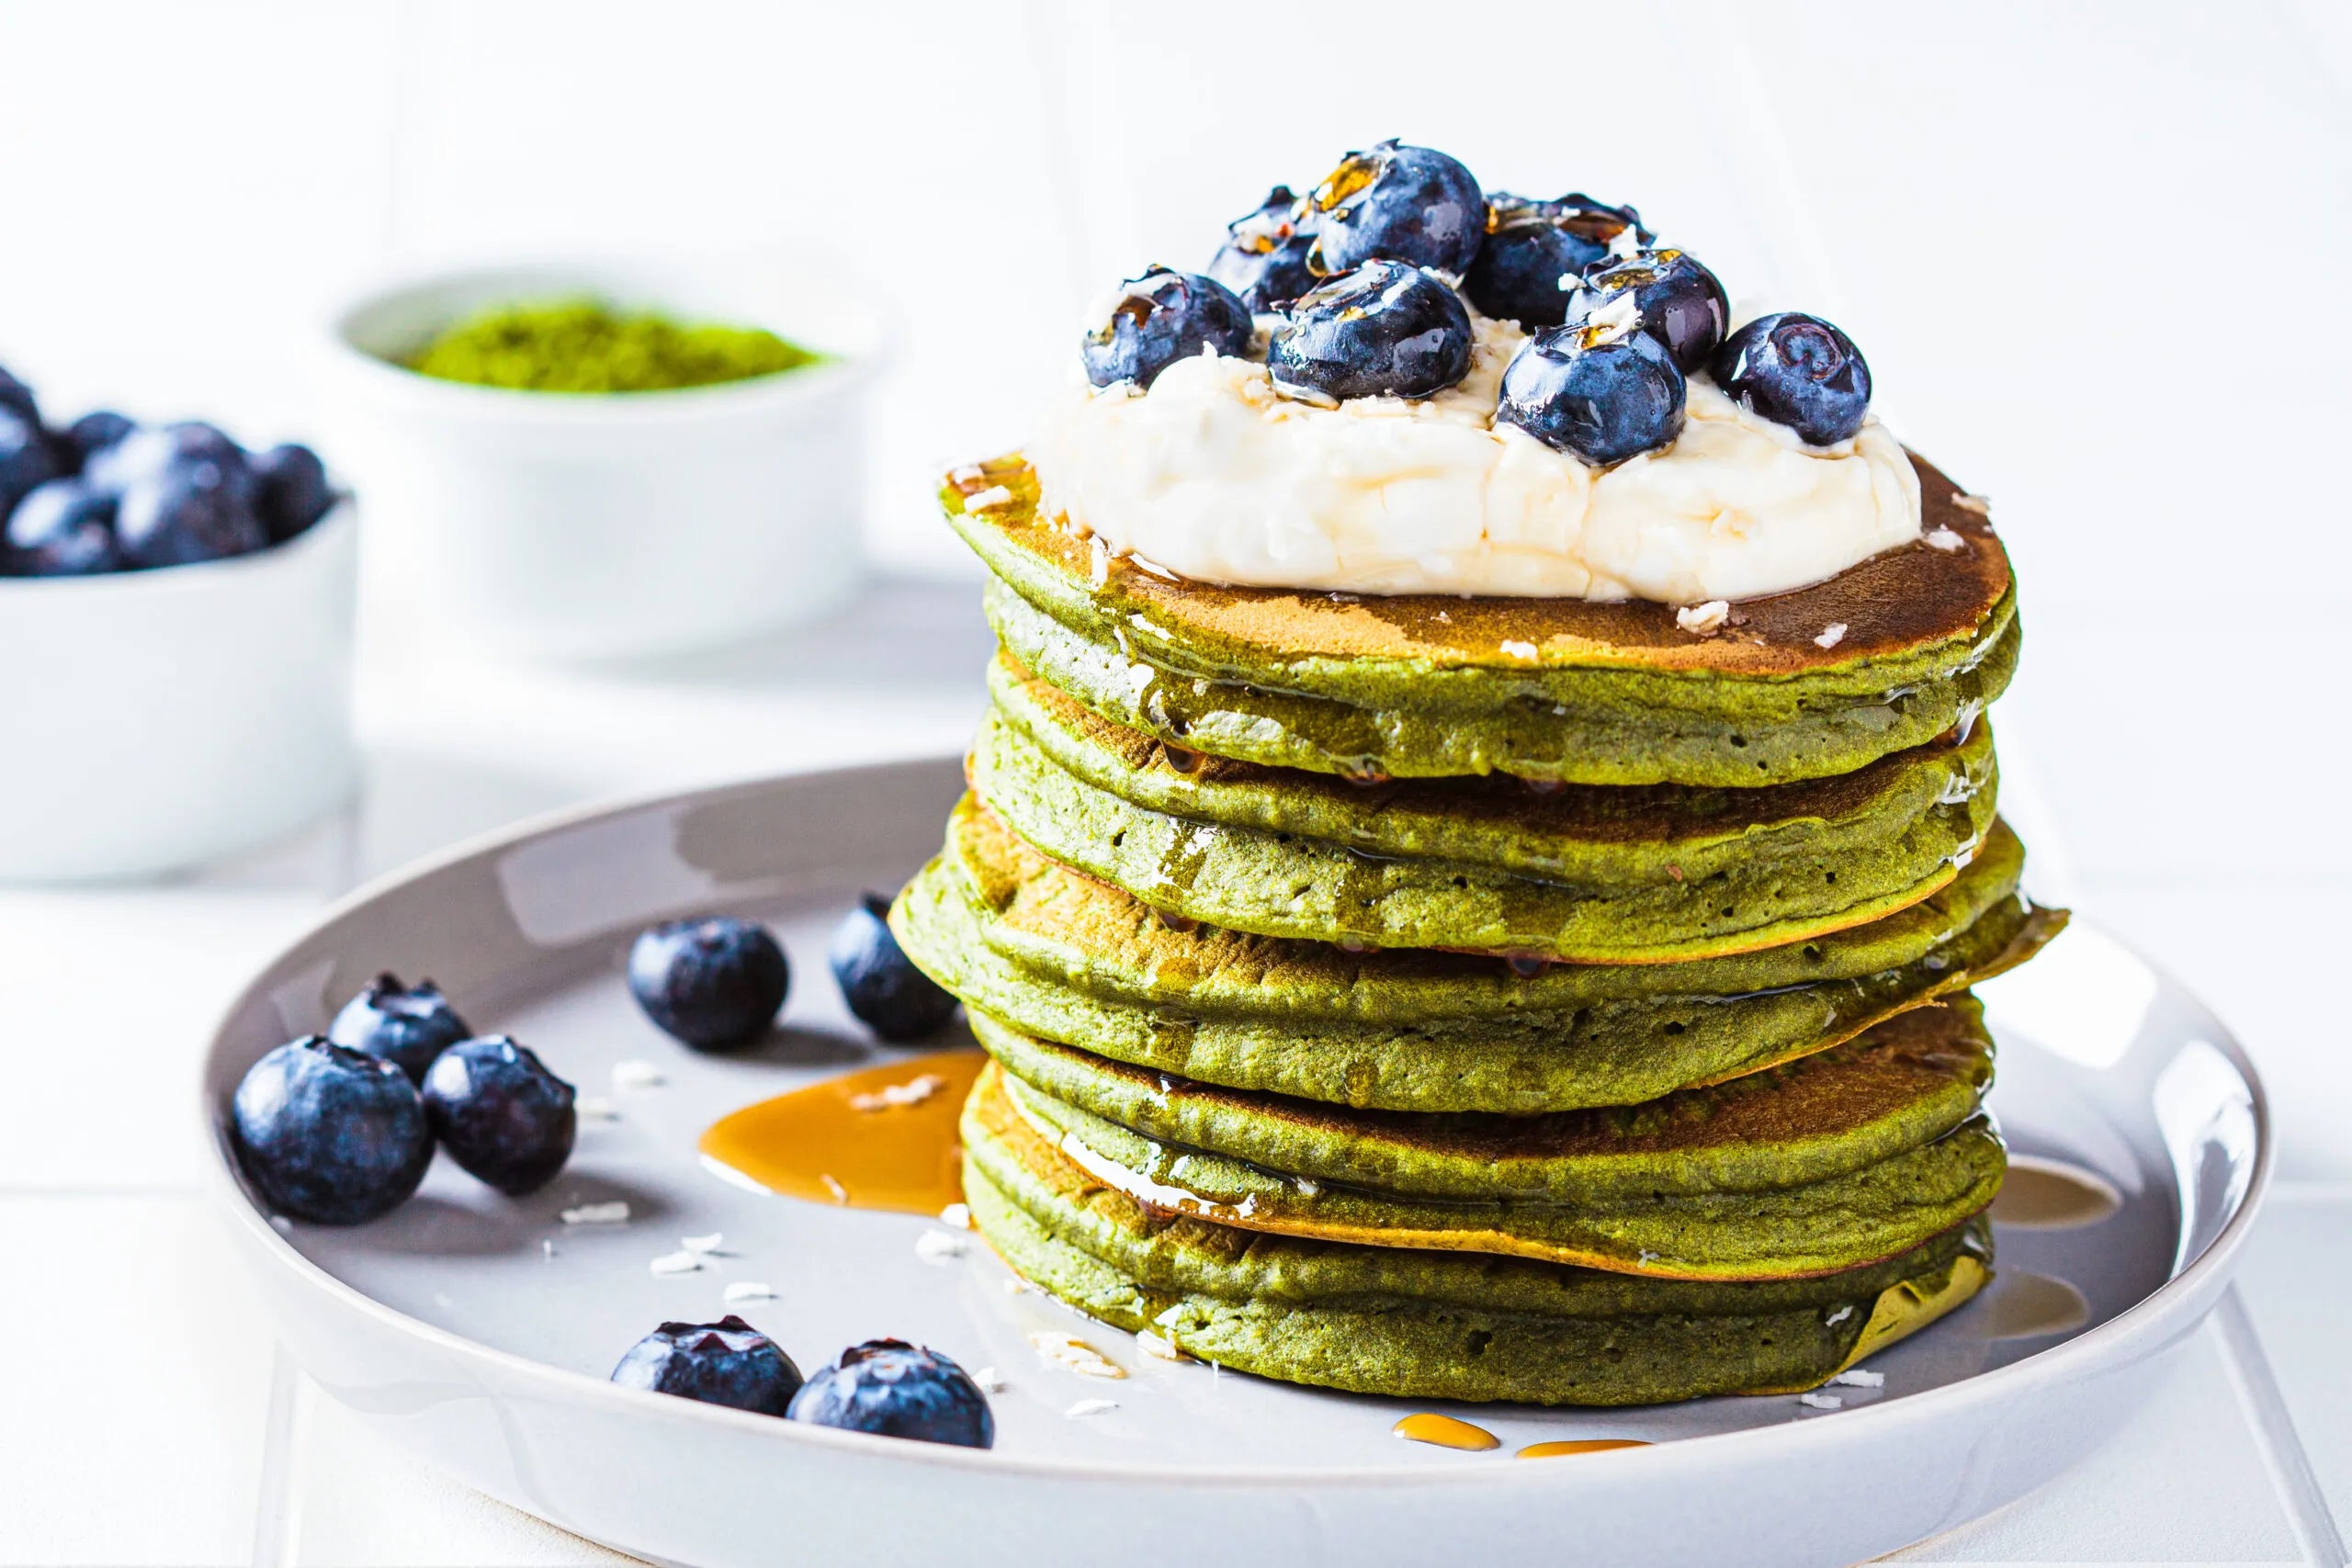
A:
[408,299,819,393]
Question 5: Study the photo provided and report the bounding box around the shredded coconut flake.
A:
[973,1366,1006,1393]
[1003,1277,1036,1295]
[938,1201,973,1230]
[949,463,986,489]
[1798,1392,1843,1410]
[1676,600,1731,635]
[541,1239,557,1260]
[560,1201,630,1226]
[1814,622,1848,649]
[820,1174,849,1204]
[1136,1331,1191,1362]
[650,1250,702,1277]
[1924,526,1967,552]
[964,484,1016,513]
[722,1281,777,1303]
[1064,1399,1119,1418]
[611,1060,666,1089]
[1951,492,1992,515]
[681,1233,725,1255]
[849,1073,946,1112]
[574,1096,618,1122]
[915,1229,970,1264]
[1824,1304,1854,1326]
[1029,1330,1127,1380]
[1499,639,1539,660]
[1830,1368,1885,1389]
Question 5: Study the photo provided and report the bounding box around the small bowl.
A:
[0,503,359,884]
[322,253,887,662]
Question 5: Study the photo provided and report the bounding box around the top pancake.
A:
[946,451,2009,679]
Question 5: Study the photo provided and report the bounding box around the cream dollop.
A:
[1025,313,1921,602]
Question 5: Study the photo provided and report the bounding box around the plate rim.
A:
[197,756,2277,1489]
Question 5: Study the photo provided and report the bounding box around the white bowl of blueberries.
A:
[0,362,355,883]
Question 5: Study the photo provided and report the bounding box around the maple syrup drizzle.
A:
[1988,1157,2121,1229]
[696,1049,984,1216]
[1391,1413,1499,1450]
[1517,1439,1653,1459]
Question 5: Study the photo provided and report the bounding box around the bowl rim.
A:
[319,249,893,427]
[0,496,356,598]
[195,755,2278,1490]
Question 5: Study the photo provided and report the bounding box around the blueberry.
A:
[1204,186,1319,312]
[249,442,334,545]
[1305,140,1485,276]
[419,1034,576,1196]
[613,1316,805,1416]
[1563,248,1729,374]
[0,365,37,429]
[830,893,958,1043]
[1463,193,1649,328]
[0,411,62,517]
[628,916,789,1052]
[1080,266,1253,391]
[84,421,251,499]
[1710,311,1872,446]
[1267,261,1473,404]
[114,459,266,569]
[1497,323,1688,465]
[3,479,119,576]
[329,973,472,1083]
[786,1339,993,1449]
[231,1036,434,1225]
[58,411,135,471]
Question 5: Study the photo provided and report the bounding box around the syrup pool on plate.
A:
[697,1048,983,1215]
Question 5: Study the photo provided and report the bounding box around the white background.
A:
[1,4,2348,1562]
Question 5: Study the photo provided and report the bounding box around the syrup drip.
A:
[1392,1413,1499,1450]
[1989,1157,2121,1229]
[1518,1439,1652,1459]
[697,1049,984,1216]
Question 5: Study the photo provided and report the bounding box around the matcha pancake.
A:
[949,454,2018,787]
[971,684,1998,964]
[965,1074,1995,1404]
[895,802,2062,1111]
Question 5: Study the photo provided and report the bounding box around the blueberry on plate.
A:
[1463,193,1649,328]
[1080,266,1253,391]
[231,1036,435,1225]
[0,363,38,428]
[113,458,267,569]
[249,442,334,545]
[613,1316,804,1416]
[1563,248,1729,374]
[1496,322,1688,466]
[1306,140,1485,276]
[628,916,789,1052]
[1204,186,1319,312]
[328,973,472,1083]
[1267,260,1474,404]
[58,410,135,470]
[420,1034,576,1196]
[0,410,62,516]
[830,893,958,1043]
[1710,310,1873,446]
[787,1339,994,1449]
[3,479,119,576]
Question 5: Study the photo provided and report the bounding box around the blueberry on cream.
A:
[1305,140,1485,276]
[1563,248,1729,374]
[1496,317,1689,465]
[1268,261,1474,403]
[1080,266,1253,391]
[1205,186,1320,312]
[1711,311,1873,446]
[1464,193,1648,328]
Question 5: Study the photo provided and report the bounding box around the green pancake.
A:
[964,1071,1994,1404]
[971,685,1998,964]
[947,453,2018,787]
[978,996,2003,1280]
[894,801,2063,1111]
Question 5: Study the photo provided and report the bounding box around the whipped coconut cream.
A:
[1025,312,1922,603]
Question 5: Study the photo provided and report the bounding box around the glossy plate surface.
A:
[200,760,2269,1568]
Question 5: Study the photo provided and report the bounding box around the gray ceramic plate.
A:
[200,760,2271,1568]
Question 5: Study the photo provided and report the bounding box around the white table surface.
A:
[2,576,2345,1568]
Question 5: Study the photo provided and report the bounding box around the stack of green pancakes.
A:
[895,452,2066,1406]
